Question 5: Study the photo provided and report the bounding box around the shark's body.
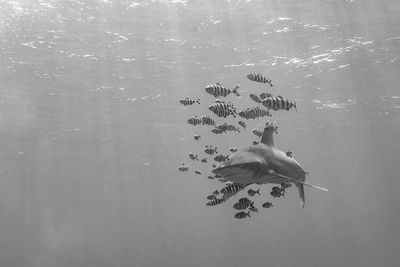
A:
[212,124,327,208]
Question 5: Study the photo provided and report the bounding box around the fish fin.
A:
[260,125,275,147]
[267,172,328,192]
[232,85,240,96]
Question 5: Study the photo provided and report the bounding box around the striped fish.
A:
[187,116,203,126]
[214,154,229,162]
[239,197,253,206]
[238,107,270,120]
[206,195,217,200]
[217,123,240,133]
[238,120,246,130]
[229,147,237,153]
[179,98,200,106]
[262,96,297,112]
[234,211,251,219]
[249,94,263,103]
[200,115,216,126]
[220,183,245,195]
[204,145,218,155]
[259,92,272,100]
[233,201,252,210]
[252,129,263,137]
[205,83,240,98]
[248,189,260,196]
[208,100,237,118]
[206,198,225,206]
[211,128,225,135]
[247,73,273,87]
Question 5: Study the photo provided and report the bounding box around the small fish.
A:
[195,170,202,175]
[239,197,253,206]
[214,174,222,178]
[204,145,218,155]
[212,190,220,196]
[252,141,259,145]
[262,96,297,112]
[249,206,259,213]
[200,115,216,126]
[259,92,272,100]
[252,129,263,137]
[211,128,225,134]
[234,211,251,219]
[286,151,293,158]
[179,98,200,106]
[247,73,273,87]
[189,153,199,161]
[270,187,285,198]
[187,116,203,126]
[221,183,244,195]
[233,201,253,210]
[207,175,215,180]
[178,164,189,172]
[205,83,240,98]
[248,188,260,197]
[201,158,207,163]
[238,107,270,120]
[229,147,238,153]
[206,198,225,206]
[208,100,237,118]
[238,120,246,130]
[249,94,263,103]
[212,164,217,168]
[214,154,229,162]
[262,202,273,208]
[206,194,217,200]
[193,134,201,141]
[217,123,240,133]
[217,177,228,183]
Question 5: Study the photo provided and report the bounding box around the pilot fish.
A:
[262,96,297,112]
[220,183,245,195]
[234,211,251,219]
[208,100,237,118]
[252,129,263,137]
[205,83,240,98]
[200,115,216,126]
[238,107,270,120]
[247,73,273,87]
[249,94,263,103]
[233,201,253,210]
[179,98,200,106]
[247,189,260,196]
[217,123,240,133]
[262,202,273,208]
[206,198,225,206]
[204,145,218,155]
[229,147,238,153]
[214,154,229,162]
[187,116,203,126]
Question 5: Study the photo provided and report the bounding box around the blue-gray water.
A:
[1,0,400,266]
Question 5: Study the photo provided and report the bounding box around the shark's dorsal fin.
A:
[260,122,278,147]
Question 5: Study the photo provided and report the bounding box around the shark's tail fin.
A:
[296,183,305,209]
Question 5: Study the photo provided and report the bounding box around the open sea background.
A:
[1,0,399,266]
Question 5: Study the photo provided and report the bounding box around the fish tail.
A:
[247,211,251,217]
[256,189,260,195]
[233,85,240,96]
[197,98,200,104]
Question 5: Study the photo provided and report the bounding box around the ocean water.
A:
[0,0,399,266]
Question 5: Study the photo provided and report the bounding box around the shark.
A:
[212,123,327,208]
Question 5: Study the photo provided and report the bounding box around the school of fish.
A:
[178,72,303,219]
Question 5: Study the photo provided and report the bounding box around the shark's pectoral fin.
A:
[267,171,328,192]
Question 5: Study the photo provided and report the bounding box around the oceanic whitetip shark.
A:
[212,123,327,208]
